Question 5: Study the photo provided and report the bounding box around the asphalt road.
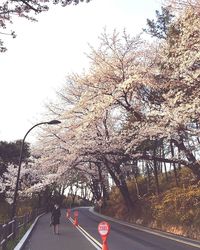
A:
[77,207,200,250]
[22,207,200,250]
[22,210,97,250]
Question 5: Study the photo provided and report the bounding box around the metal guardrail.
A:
[0,208,45,250]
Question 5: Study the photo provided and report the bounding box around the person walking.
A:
[51,203,61,235]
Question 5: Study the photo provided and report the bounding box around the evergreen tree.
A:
[143,7,175,39]
[0,140,30,176]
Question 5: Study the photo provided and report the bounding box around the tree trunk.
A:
[172,139,200,180]
[97,163,109,204]
[153,143,160,195]
[162,145,168,182]
[104,158,134,209]
[164,161,168,182]
[134,175,140,198]
[170,140,179,187]
[146,162,151,194]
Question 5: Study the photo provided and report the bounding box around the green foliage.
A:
[7,222,31,250]
[0,195,45,222]
[144,6,175,39]
[0,140,30,166]
[0,201,11,222]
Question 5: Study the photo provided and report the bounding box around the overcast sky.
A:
[0,0,162,143]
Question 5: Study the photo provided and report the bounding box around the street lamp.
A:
[11,120,61,219]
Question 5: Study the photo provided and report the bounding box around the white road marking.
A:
[68,217,102,250]
[14,213,45,250]
[89,208,200,249]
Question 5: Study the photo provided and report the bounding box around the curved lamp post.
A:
[11,120,61,219]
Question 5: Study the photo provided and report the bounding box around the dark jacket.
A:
[51,207,61,225]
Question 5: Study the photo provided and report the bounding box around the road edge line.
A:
[89,208,200,249]
[14,213,45,250]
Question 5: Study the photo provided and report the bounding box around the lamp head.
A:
[47,120,61,125]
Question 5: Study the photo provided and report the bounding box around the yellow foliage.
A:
[105,173,200,239]
[150,185,200,227]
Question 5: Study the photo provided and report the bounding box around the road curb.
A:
[14,213,45,250]
[89,208,200,249]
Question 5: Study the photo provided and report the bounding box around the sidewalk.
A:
[22,211,97,250]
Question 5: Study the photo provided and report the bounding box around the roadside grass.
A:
[6,222,31,250]
[0,201,11,223]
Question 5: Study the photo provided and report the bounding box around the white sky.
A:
[0,0,162,143]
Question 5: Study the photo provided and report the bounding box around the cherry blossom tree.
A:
[140,3,200,179]
[12,4,200,206]
[35,30,157,207]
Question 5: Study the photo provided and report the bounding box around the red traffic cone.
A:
[66,209,70,219]
[73,216,78,226]
[73,210,79,226]
[102,237,109,250]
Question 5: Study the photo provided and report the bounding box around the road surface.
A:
[78,207,200,250]
[22,207,200,250]
[22,210,97,250]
